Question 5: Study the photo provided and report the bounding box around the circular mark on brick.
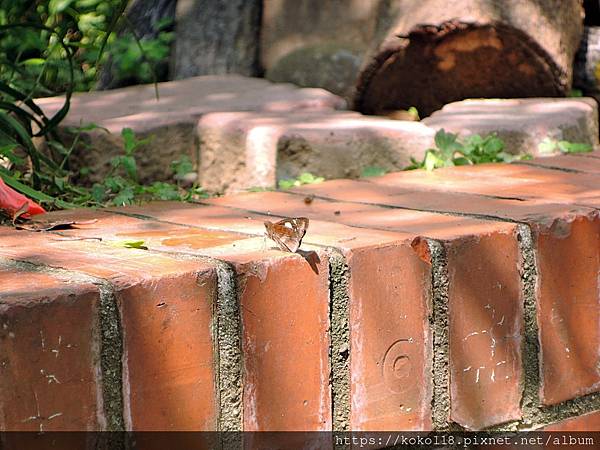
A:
[382,339,414,393]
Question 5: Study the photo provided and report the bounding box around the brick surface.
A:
[110,201,433,431]
[4,148,600,432]
[37,75,345,133]
[35,75,345,185]
[198,110,433,193]
[522,154,600,174]
[0,268,101,431]
[42,207,333,431]
[291,177,596,224]
[534,214,600,405]
[347,245,432,430]
[423,98,599,156]
[368,163,600,203]
[234,253,331,431]
[544,410,600,431]
[206,191,523,429]
[446,231,523,429]
[294,177,600,412]
[0,230,220,431]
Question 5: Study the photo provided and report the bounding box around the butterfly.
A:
[264,217,309,253]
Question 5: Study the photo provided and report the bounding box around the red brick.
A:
[205,191,524,429]
[446,231,523,429]
[0,230,220,431]
[293,178,600,412]
[534,214,600,405]
[111,201,433,431]
[43,207,333,431]
[233,253,331,431]
[572,150,600,159]
[367,163,600,205]
[291,178,596,224]
[0,268,101,431]
[545,411,600,431]
[347,245,432,430]
[521,154,600,174]
[119,270,218,430]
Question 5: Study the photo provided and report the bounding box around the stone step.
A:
[2,155,600,432]
[35,75,346,184]
[35,76,599,192]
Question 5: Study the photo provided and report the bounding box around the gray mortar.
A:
[97,283,125,433]
[427,240,451,431]
[513,224,600,428]
[215,263,243,434]
[329,252,351,433]
[516,224,541,428]
[0,257,125,437]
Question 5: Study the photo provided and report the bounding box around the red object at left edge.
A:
[0,177,45,218]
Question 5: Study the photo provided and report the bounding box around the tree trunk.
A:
[170,0,262,79]
[96,0,177,90]
[354,0,585,117]
[574,26,600,96]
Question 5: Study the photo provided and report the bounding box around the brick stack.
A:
[1,153,600,432]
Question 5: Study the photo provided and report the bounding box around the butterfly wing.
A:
[264,217,309,253]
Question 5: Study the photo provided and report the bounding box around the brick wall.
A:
[1,153,600,432]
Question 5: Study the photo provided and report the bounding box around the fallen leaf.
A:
[15,219,98,231]
[123,240,148,250]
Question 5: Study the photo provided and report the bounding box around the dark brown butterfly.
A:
[264,217,309,253]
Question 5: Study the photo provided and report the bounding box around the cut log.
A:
[354,0,585,117]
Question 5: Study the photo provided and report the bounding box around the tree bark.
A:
[170,0,262,79]
[574,26,600,96]
[96,0,177,90]
[354,0,585,117]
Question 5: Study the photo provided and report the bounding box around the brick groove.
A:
[2,156,600,431]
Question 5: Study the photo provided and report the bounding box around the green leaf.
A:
[557,141,592,154]
[452,156,472,166]
[21,58,46,66]
[49,0,77,14]
[424,151,440,172]
[112,186,135,206]
[360,166,388,178]
[538,138,558,154]
[482,135,504,154]
[148,182,180,200]
[278,179,297,189]
[123,240,148,250]
[121,155,137,180]
[171,155,194,178]
[298,172,324,184]
[434,129,459,153]
[407,106,420,120]
[121,128,136,154]
[91,183,107,203]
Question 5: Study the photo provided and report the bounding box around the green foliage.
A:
[360,166,388,178]
[407,106,420,120]
[0,1,172,95]
[106,20,173,86]
[0,0,128,94]
[278,172,324,189]
[86,129,207,207]
[538,137,593,155]
[406,129,527,171]
[0,2,185,213]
